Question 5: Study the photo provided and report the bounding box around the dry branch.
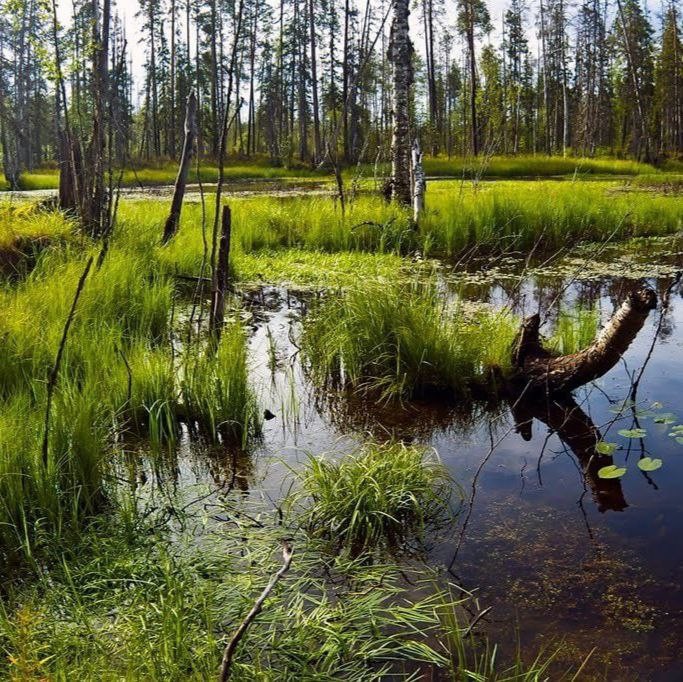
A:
[219,542,293,681]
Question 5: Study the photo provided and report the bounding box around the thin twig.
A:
[219,542,294,681]
[42,256,94,465]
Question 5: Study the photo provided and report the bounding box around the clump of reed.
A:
[291,442,453,556]
[181,322,261,445]
[547,306,600,355]
[301,279,517,401]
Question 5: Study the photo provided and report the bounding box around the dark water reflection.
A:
[163,241,683,680]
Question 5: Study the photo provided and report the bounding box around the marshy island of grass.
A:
[0,161,679,679]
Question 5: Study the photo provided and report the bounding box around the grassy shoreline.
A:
[2,153,678,191]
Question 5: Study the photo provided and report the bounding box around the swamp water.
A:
[143,238,683,680]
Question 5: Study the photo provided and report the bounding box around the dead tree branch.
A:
[219,542,294,681]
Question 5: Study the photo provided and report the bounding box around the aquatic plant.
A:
[301,279,517,401]
[291,442,453,555]
[181,322,261,444]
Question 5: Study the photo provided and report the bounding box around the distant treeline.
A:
[0,0,681,185]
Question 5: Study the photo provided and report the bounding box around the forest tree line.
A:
[0,0,681,187]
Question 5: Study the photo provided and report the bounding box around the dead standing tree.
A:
[162,90,198,244]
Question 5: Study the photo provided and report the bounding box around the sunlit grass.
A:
[0,202,75,255]
[421,154,658,178]
[301,279,517,401]
[292,442,453,556]
[547,306,601,355]
[3,154,671,192]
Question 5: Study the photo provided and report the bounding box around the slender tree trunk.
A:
[163,91,197,244]
[466,24,478,156]
[309,0,322,163]
[388,0,412,204]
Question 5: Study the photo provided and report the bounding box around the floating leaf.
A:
[669,425,683,434]
[651,401,664,409]
[677,437,683,445]
[596,441,617,456]
[598,465,627,479]
[637,457,662,472]
[653,413,677,424]
[618,428,647,439]
[635,409,656,419]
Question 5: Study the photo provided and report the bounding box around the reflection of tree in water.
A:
[318,388,506,443]
[511,394,627,512]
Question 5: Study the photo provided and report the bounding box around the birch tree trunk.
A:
[512,288,657,394]
[388,0,412,205]
[411,138,425,221]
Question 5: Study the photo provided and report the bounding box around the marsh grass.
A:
[421,154,657,178]
[181,322,261,444]
[119,181,682,271]
[547,307,600,355]
[302,279,517,401]
[2,154,667,192]
[0,499,574,680]
[0,229,259,561]
[291,442,453,556]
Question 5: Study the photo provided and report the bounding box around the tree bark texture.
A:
[388,0,413,205]
[512,288,657,395]
[162,91,198,244]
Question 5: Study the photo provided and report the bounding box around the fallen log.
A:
[512,287,657,395]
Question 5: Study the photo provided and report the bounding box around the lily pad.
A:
[653,413,677,424]
[598,465,627,479]
[637,457,663,472]
[618,428,647,439]
[635,409,656,419]
[669,425,683,434]
[651,401,664,409]
[609,401,635,414]
[596,441,617,456]
[676,437,683,445]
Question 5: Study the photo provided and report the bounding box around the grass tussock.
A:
[181,323,261,445]
[302,280,517,401]
[292,443,453,555]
